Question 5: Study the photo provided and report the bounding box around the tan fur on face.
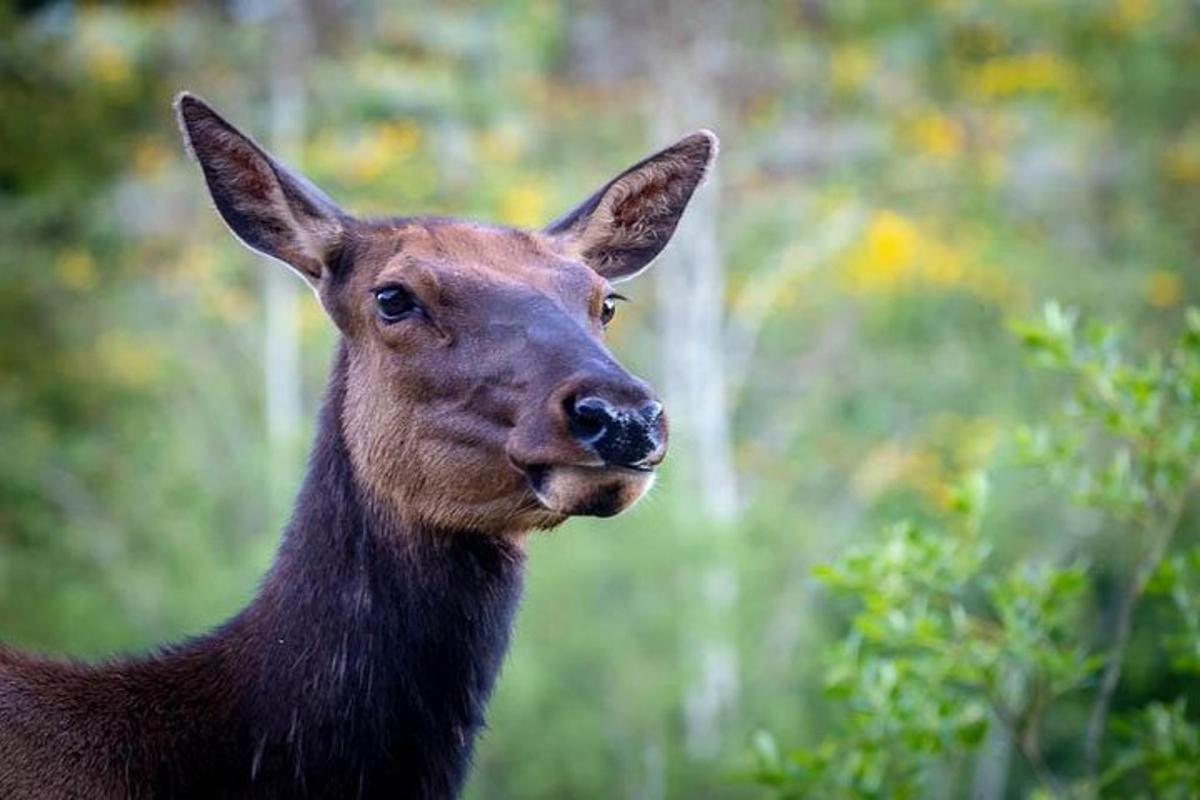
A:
[336,221,631,535]
[341,339,568,536]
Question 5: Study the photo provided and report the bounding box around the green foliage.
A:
[1,2,1198,798]
[750,304,1200,798]
[1149,547,1200,675]
[1106,700,1200,799]
[1012,303,1200,521]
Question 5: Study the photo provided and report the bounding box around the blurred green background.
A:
[1,0,1198,797]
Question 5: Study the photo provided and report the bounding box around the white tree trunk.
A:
[264,0,310,513]
[655,160,739,522]
[644,1,740,759]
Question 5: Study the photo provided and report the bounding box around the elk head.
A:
[176,94,716,536]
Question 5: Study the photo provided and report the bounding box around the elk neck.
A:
[223,340,527,796]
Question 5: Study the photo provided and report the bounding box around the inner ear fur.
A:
[545,130,718,281]
[175,92,345,285]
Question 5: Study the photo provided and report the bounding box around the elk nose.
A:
[567,396,665,468]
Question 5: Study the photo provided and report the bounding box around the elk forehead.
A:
[338,220,605,324]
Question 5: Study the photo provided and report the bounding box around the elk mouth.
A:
[521,462,657,518]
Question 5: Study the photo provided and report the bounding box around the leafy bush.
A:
[749,304,1200,798]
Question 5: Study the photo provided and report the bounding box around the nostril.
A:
[574,396,611,419]
[639,400,664,426]
[567,395,613,445]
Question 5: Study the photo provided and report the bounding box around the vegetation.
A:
[1,1,1197,797]
[751,304,1200,798]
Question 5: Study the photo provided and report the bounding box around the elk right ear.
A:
[175,92,345,286]
[545,130,718,282]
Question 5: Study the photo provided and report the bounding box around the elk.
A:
[0,94,717,799]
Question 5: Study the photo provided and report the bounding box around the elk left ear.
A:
[175,92,345,287]
[545,130,718,281]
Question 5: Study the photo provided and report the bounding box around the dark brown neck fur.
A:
[0,342,526,799]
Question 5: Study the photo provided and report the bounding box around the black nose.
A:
[567,396,664,468]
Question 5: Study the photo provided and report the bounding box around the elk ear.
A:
[545,130,718,281]
[175,92,345,286]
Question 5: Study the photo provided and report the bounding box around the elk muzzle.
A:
[509,377,668,519]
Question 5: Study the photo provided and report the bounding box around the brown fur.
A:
[333,219,627,534]
[0,94,717,798]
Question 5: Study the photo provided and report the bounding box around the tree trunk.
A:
[643,0,740,760]
[263,0,310,515]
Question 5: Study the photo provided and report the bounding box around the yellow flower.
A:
[970,52,1077,98]
[853,415,1004,509]
[930,414,1003,471]
[133,139,170,179]
[831,44,874,93]
[344,123,420,182]
[921,242,965,287]
[868,212,918,265]
[852,440,943,504]
[97,333,161,388]
[205,286,253,323]
[852,441,912,500]
[844,211,920,291]
[499,181,549,228]
[346,137,388,182]
[377,122,421,157]
[1164,144,1200,184]
[56,249,97,291]
[841,210,1017,304]
[179,244,216,283]
[1144,270,1183,308]
[1108,0,1155,33]
[981,151,1008,185]
[478,127,524,165]
[85,43,132,86]
[910,113,964,160]
[859,208,912,283]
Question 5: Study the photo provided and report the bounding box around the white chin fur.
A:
[532,465,655,518]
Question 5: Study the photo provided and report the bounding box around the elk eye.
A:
[600,294,624,327]
[374,286,420,323]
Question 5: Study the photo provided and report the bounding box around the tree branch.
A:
[1082,482,1193,781]
[987,695,1066,798]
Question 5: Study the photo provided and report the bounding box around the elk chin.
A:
[526,465,656,518]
